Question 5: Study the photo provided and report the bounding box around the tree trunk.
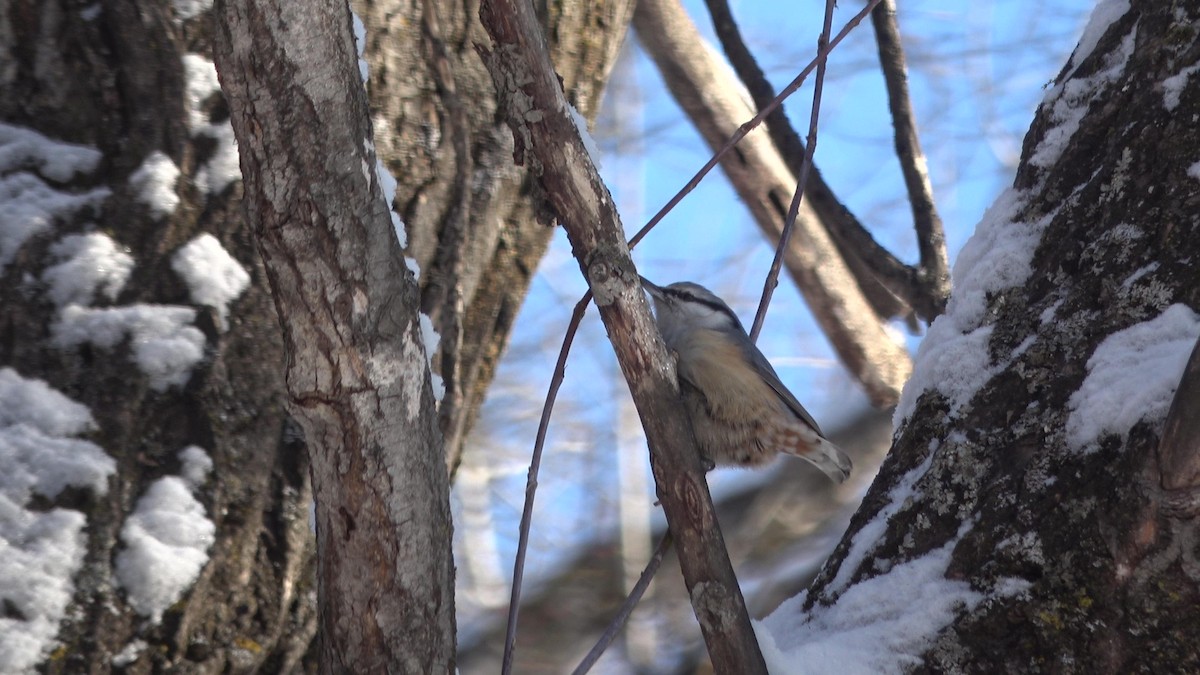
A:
[212,0,457,670]
[0,0,630,671]
[778,2,1200,671]
[1,1,316,672]
[357,0,636,474]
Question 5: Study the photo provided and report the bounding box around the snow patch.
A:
[1069,0,1131,73]
[0,123,104,182]
[566,102,602,170]
[419,313,444,401]
[182,54,241,195]
[0,124,110,271]
[896,190,1045,425]
[1033,22,1136,168]
[171,233,250,330]
[42,233,133,307]
[0,369,116,673]
[182,55,221,130]
[0,368,94,436]
[1162,63,1199,111]
[112,639,148,667]
[178,446,213,488]
[1121,262,1159,289]
[129,151,181,219]
[826,445,938,596]
[52,304,206,391]
[0,500,88,672]
[760,524,982,675]
[352,12,369,83]
[1066,304,1200,451]
[0,425,115,504]
[1188,160,1200,182]
[171,0,211,20]
[115,476,215,623]
[375,157,408,249]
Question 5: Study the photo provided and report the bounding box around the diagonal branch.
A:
[870,0,950,315]
[634,0,911,406]
[749,0,837,341]
[703,0,913,323]
[571,532,673,675]
[477,1,767,672]
[703,0,948,323]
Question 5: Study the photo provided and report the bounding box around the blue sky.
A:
[454,0,1097,632]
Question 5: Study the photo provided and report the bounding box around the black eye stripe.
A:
[663,288,736,317]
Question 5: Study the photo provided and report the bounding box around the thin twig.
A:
[703,0,911,323]
[870,0,950,316]
[571,532,674,675]
[502,291,592,675]
[749,0,838,341]
[627,0,882,250]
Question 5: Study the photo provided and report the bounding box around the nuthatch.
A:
[640,277,851,483]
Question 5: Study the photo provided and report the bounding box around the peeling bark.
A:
[212,0,455,670]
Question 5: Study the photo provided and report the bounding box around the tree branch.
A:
[749,0,836,341]
[870,0,950,317]
[571,532,673,675]
[633,0,911,406]
[702,0,913,323]
[503,291,591,668]
[477,1,767,671]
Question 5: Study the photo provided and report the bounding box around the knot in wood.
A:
[587,249,629,306]
[690,581,736,631]
[674,472,714,529]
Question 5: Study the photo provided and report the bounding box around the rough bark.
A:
[808,3,1200,671]
[1,0,630,671]
[0,1,315,672]
[211,0,456,671]
[355,0,635,475]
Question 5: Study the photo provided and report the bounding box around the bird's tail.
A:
[792,435,852,483]
[767,419,853,483]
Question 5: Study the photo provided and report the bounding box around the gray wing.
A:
[741,339,824,436]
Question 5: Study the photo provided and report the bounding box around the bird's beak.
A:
[639,275,663,297]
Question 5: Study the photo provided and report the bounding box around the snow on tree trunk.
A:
[758,1,1200,672]
[0,0,630,671]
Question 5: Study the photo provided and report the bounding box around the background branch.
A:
[870,0,950,316]
[702,0,913,323]
[704,0,949,323]
[633,0,911,406]
[749,0,837,341]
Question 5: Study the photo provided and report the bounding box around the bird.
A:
[640,276,851,483]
